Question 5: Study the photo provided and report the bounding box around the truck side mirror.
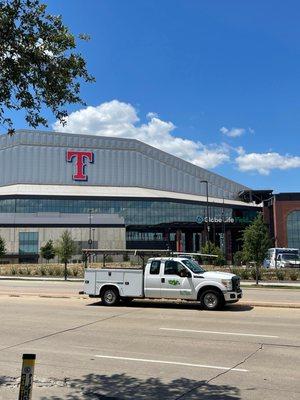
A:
[179,269,191,278]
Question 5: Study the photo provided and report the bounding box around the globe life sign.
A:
[196,216,235,224]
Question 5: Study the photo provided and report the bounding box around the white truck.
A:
[83,255,242,311]
[265,247,300,268]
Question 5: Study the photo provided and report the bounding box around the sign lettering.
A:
[66,150,94,181]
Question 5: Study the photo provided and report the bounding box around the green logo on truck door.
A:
[168,279,180,286]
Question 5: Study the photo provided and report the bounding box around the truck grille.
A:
[232,276,241,292]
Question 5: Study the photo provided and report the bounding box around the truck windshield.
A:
[182,259,205,274]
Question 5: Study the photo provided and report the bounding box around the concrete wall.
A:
[0,226,126,262]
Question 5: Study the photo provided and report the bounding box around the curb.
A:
[0,276,83,282]
[239,301,300,309]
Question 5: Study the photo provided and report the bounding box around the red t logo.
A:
[66,150,94,181]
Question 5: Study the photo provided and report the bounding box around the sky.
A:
[6,0,300,192]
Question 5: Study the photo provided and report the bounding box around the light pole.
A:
[221,197,226,255]
[200,180,210,246]
[92,228,95,263]
[88,209,93,262]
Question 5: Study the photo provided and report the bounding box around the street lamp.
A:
[200,180,210,245]
[88,209,93,262]
[88,209,93,248]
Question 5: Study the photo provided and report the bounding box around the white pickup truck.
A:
[83,256,242,310]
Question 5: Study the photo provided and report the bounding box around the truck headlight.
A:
[221,279,232,291]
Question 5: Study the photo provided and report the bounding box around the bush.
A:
[233,251,244,266]
[72,266,79,277]
[24,266,31,276]
[18,267,24,275]
[106,256,113,263]
[53,265,63,276]
[289,270,299,281]
[251,267,262,281]
[10,266,17,275]
[231,267,241,276]
[123,253,130,262]
[275,269,285,281]
[40,265,47,276]
[240,268,250,280]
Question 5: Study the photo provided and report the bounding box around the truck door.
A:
[144,260,162,298]
[161,260,194,299]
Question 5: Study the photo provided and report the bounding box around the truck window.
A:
[150,260,161,275]
[164,260,185,275]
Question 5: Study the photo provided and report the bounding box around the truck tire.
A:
[101,288,120,306]
[200,289,224,311]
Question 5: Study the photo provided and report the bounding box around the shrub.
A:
[275,269,285,281]
[72,266,79,277]
[240,268,250,280]
[123,253,130,262]
[231,267,241,276]
[40,265,47,276]
[289,270,299,281]
[106,256,113,263]
[23,266,30,276]
[53,265,63,276]
[18,267,24,275]
[10,266,17,275]
[233,251,244,266]
[251,267,262,281]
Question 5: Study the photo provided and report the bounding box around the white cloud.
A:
[220,126,246,138]
[236,150,300,175]
[53,100,230,170]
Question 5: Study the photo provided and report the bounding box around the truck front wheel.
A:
[200,289,224,311]
[101,288,120,306]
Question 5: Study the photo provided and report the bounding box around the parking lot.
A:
[0,294,300,399]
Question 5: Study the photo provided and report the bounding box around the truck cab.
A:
[144,257,242,309]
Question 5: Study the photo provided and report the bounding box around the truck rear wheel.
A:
[200,289,223,311]
[101,288,120,306]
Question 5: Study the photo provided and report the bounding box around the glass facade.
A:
[19,232,39,254]
[287,211,300,249]
[0,198,238,226]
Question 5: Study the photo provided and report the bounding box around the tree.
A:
[242,214,271,266]
[56,230,76,280]
[0,235,6,257]
[201,241,226,266]
[40,239,55,262]
[0,0,94,134]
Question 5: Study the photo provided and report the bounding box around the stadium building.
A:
[0,130,261,263]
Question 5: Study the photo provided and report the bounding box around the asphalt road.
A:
[0,280,300,305]
[0,296,299,399]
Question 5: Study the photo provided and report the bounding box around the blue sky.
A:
[9,0,300,192]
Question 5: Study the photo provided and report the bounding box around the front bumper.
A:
[224,290,243,303]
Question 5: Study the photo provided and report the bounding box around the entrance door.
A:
[160,260,194,299]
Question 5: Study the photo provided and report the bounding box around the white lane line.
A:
[94,355,248,372]
[160,327,279,338]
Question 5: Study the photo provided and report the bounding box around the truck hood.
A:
[201,271,236,280]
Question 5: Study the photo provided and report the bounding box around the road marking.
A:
[94,355,248,372]
[160,327,279,338]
